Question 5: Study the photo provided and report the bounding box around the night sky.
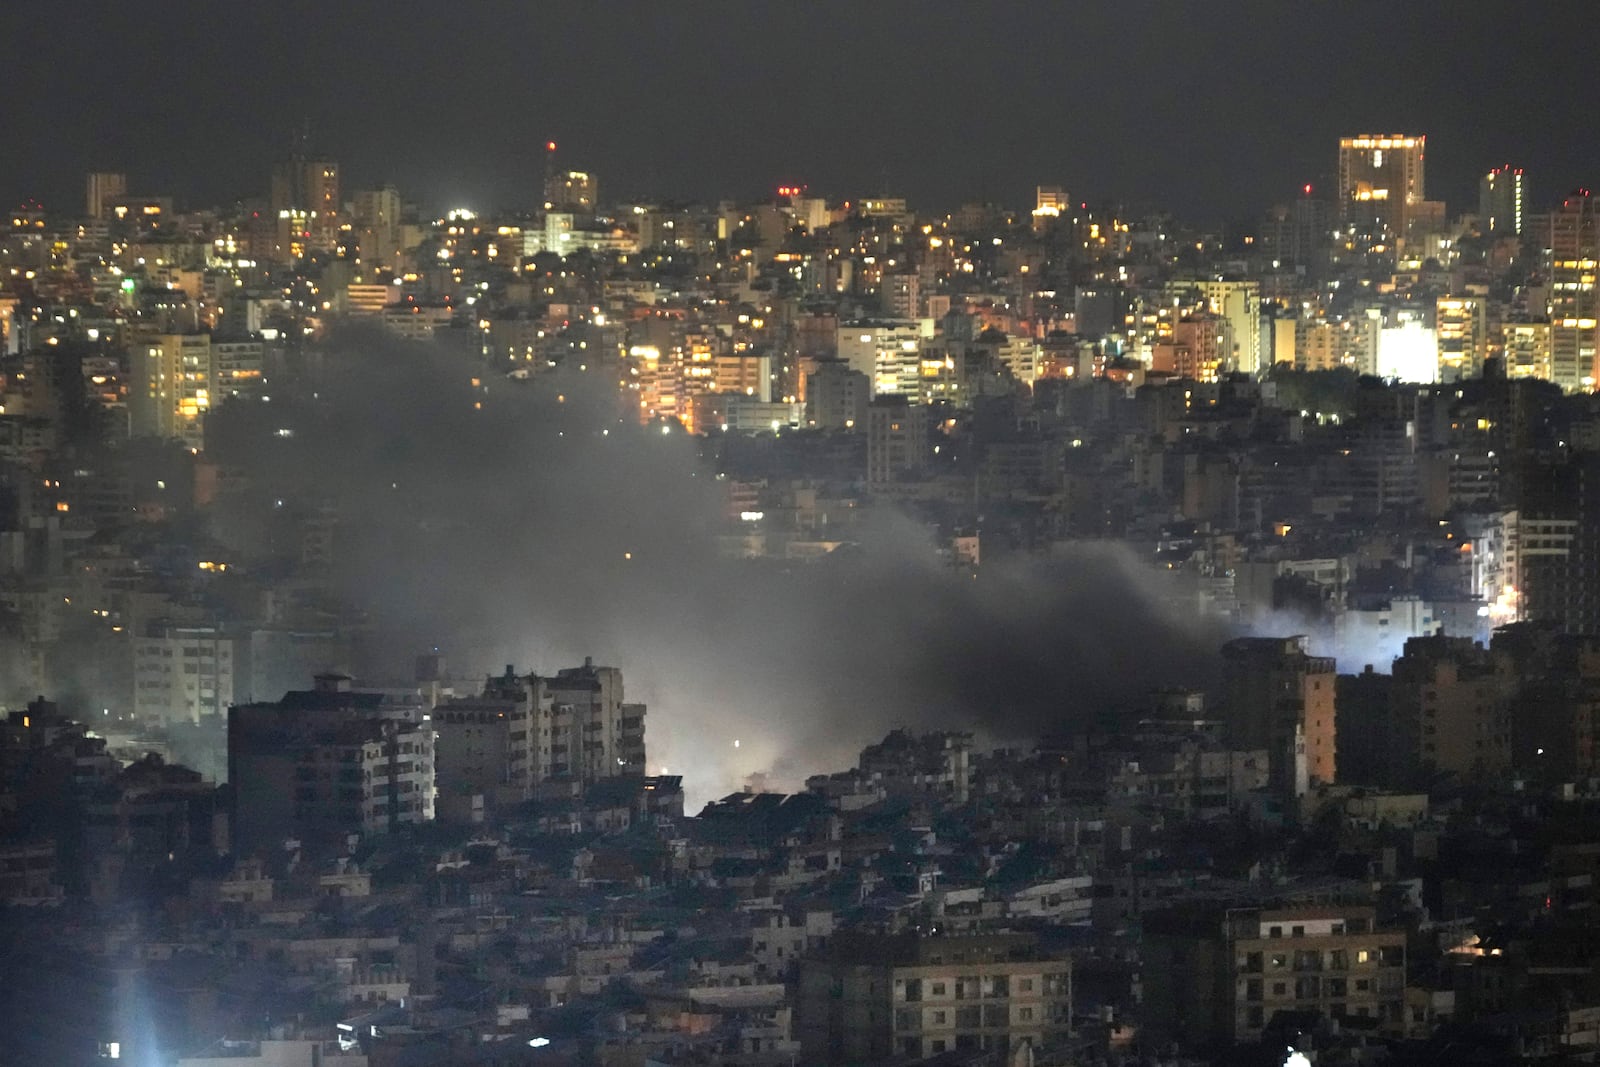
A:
[4,0,1598,221]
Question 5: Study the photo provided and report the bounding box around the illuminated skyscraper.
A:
[1337,134,1426,237]
[1548,190,1600,391]
[1479,165,1524,235]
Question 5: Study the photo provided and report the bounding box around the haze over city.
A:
[9,4,1600,1067]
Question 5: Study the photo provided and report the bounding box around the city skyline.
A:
[13,8,1600,1063]
[6,1,1600,218]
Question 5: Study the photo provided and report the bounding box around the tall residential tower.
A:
[1337,135,1426,238]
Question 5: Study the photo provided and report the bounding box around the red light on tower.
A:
[546,141,557,152]
[1303,183,1313,196]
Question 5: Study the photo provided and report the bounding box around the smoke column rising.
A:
[210,329,1226,807]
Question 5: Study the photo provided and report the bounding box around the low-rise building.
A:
[798,930,1072,1064]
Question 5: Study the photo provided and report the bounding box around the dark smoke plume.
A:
[209,327,1224,805]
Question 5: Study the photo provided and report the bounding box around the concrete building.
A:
[1480,165,1525,236]
[538,659,646,786]
[1220,636,1336,796]
[133,624,236,725]
[837,319,930,398]
[805,359,869,430]
[86,172,128,220]
[1338,134,1426,238]
[798,930,1072,1064]
[1144,903,1407,1050]
[212,339,266,399]
[228,674,434,854]
[1154,315,1225,382]
[129,332,212,449]
[241,628,352,705]
[1501,319,1553,380]
[857,729,973,805]
[544,169,597,213]
[1436,295,1486,381]
[1169,279,1263,374]
[434,665,547,807]
[270,157,341,256]
[352,185,404,268]
[1391,635,1513,779]
[1547,190,1600,391]
[866,396,928,486]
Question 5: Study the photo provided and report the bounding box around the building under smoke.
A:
[431,658,647,816]
[227,673,434,855]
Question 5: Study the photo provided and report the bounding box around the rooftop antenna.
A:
[543,139,558,211]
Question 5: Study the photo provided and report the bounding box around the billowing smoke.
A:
[209,328,1225,807]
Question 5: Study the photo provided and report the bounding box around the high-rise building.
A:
[1032,185,1068,232]
[128,332,212,450]
[1501,319,1553,380]
[434,666,547,807]
[132,624,236,725]
[228,674,434,854]
[270,156,340,258]
[1153,315,1225,381]
[1517,454,1600,634]
[270,157,340,215]
[837,319,929,397]
[882,272,920,319]
[1479,165,1524,235]
[1436,295,1487,381]
[1143,902,1407,1050]
[85,172,127,220]
[866,396,928,486]
[798,930,1073,1064]
[1034,185,1069,216]
[805,360,870,430]
[1547,190,1600,391]
[211,339,265,399]
[352,185,404,268]
[1262,188,1331,268]
[539,659,646,785]
[1390,635,1513,780]
[1337,135,1426,238]
[1168,279,1262,373]
[1220,636,1336,796]
[544,169,597,213]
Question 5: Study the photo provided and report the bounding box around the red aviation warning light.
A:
[546,141,557,152]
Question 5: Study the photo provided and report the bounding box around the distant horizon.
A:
[5,1,1600,224]
[12,156,1592,232]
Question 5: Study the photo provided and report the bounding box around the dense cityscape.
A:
[10,13,1600,1063]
